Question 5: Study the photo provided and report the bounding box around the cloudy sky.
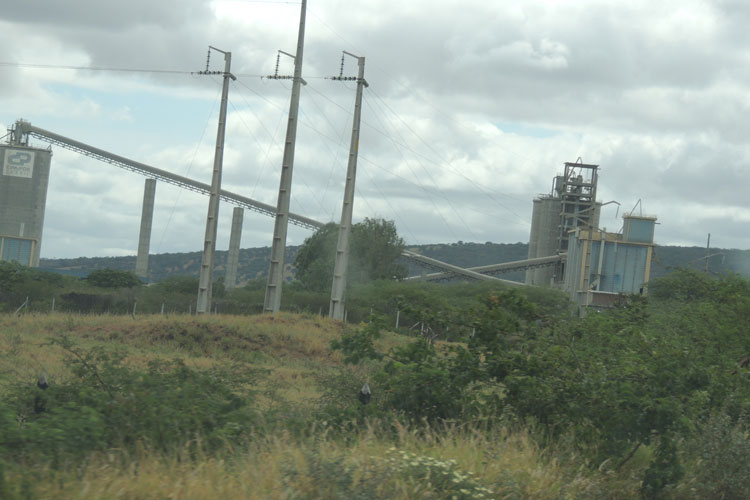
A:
[2,0,749,260]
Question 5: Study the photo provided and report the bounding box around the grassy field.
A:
[0,312,656,499]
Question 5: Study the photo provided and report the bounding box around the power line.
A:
[362,91,463,241]
[367,87,530,225]
[155,77,222,254]
[0,61,326,80]
[0,61,193,75]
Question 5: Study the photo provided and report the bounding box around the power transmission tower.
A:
[197,46,236,314]
[329,51,368,321]
[264,0,307,313]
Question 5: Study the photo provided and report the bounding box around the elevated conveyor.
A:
[403,253,565,283]
[10,120,323,230]
[9,119,537,284]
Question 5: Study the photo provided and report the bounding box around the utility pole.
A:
[197,46,236,314]
[329,52,368,320]
[264,0,307,313]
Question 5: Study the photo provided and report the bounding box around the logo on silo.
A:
[3,149,35,178]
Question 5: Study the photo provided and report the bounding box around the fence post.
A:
[395,309,400,329]
[14,297,29,316]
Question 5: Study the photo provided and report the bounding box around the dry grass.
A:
[0,312,346,399]
[7,422,633,500]
[0,312,412,410]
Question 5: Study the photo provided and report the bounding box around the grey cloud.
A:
[0,0,211,31]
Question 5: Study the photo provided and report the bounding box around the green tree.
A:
[86,268,142,288]
[0,261,66,311]
[294,218,407,291]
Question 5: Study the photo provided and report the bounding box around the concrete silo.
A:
[525,161,600,286]
[0,126,52,267]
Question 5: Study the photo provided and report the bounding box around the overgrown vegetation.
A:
[2,269,750,498]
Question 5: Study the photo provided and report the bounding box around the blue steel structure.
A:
[563,214,656,311]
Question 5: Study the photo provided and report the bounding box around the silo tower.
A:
[525,160,600,286]
[0,121,52,267]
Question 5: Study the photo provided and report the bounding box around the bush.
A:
[679,412,750,499]
[2,337,258,463]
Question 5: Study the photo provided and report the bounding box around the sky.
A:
[1,0,750,260]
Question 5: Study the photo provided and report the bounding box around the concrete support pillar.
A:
[225,207,244,288]
[135,178,156,279]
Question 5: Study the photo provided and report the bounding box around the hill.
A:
[39,241,750,284]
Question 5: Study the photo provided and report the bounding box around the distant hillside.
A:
[39,242,750,284]
[40,246,300,284]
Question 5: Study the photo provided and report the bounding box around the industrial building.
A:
[563,214,656,310]
[525,161,601,286]
[0,126,52,267]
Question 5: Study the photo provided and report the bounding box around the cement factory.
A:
[1,116,656,314]
[524,160,656,309]
[0,1,658,315]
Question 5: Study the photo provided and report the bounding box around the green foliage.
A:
[380,340,464,420]
[680,411,750,500]
[349,218,407,282]
[295,223,339,292]
[152,275,200,294]
[86,268,142,288]
[641,433,683,499]
[329,270,750,496]
[330,316,384,364]
[1,337,257,463]
[280,448,495,500]
[0,260,67,312]
[384,449,497,500]
[294,218,407,292]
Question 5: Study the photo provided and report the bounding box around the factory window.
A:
[1,237,32,265]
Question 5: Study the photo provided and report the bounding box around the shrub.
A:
[678,412,750,500]
[2,337,258,463]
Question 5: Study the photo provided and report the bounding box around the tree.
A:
[86,268,142,288]
[294,218,407,291]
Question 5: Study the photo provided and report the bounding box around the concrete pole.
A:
[225,207,244,288]
[135,178,156,279]
[197,49,235,314]
[264,0,307,313]
[330,54,367,320]
[705,233,711,273]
